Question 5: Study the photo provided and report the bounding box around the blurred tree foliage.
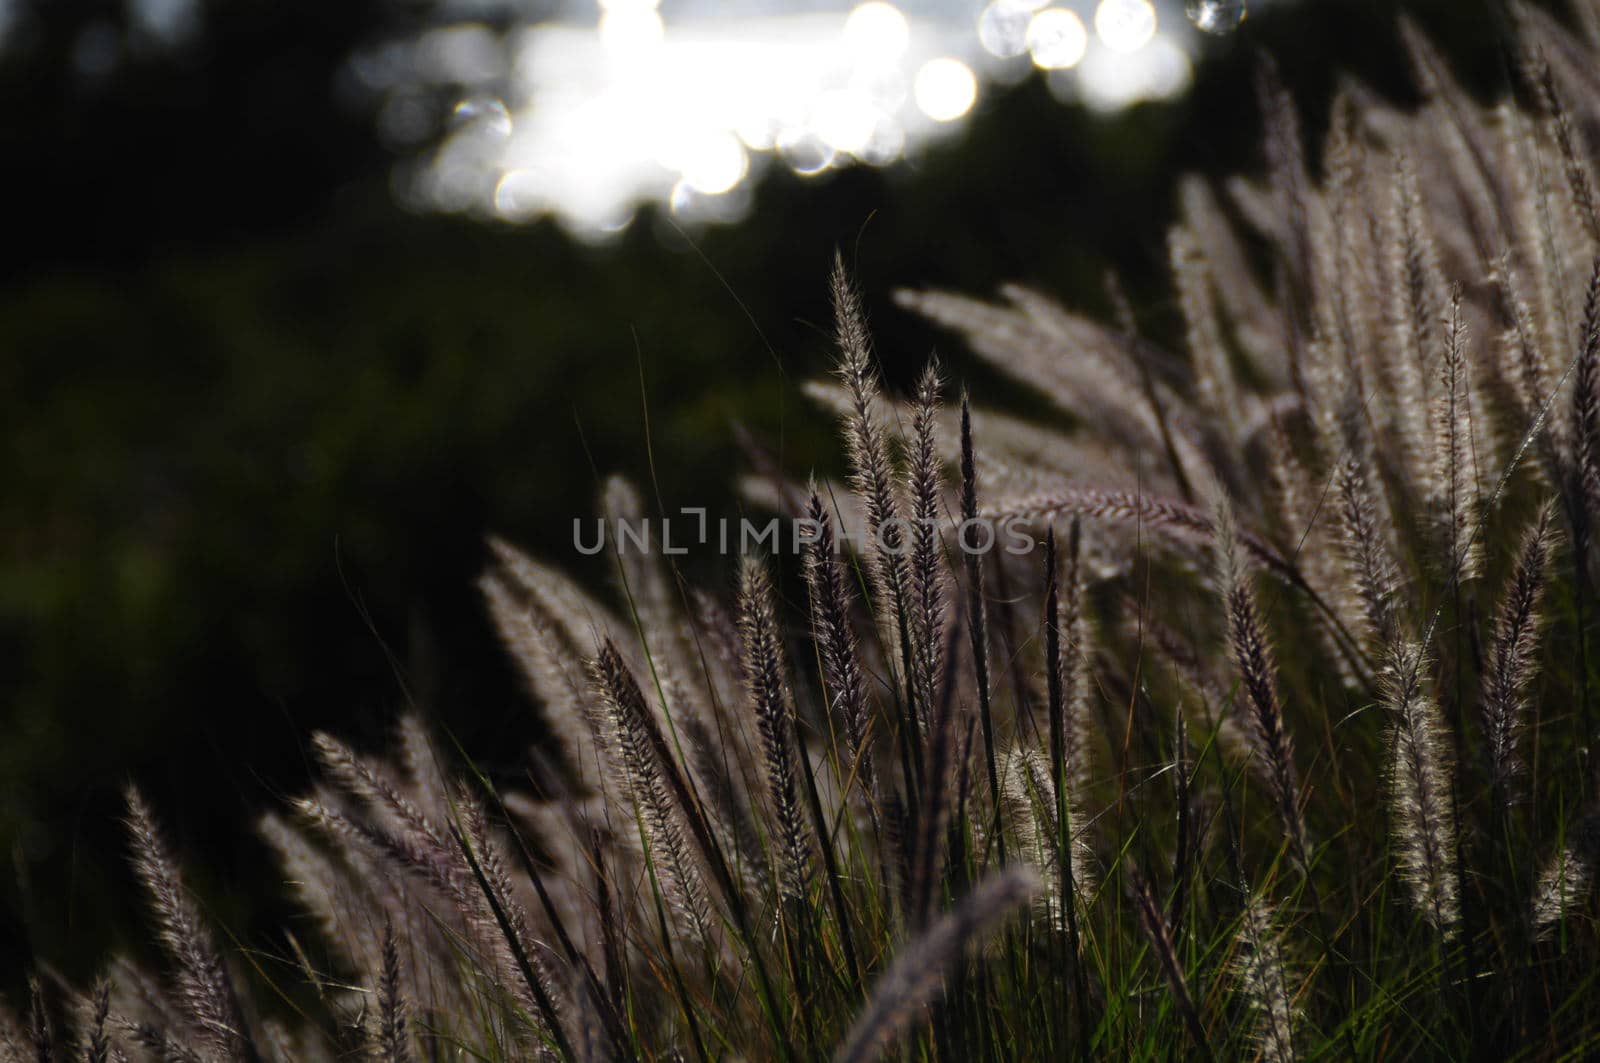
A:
[0,0,1523,979]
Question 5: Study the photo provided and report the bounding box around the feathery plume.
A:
[830,255,915,701]
[1532,808,1600,939]
[1573,255,1600,564]
[830,867,1040,1063]
[78,981,111,1063]
[588,641,715,945]
[1482,502,1558,802]
[1231,898,1298,1063]
[124,787,250,1062]
[1536,60,1600,247]
[1381,642,1461,935]
[1214,493,1309,868]
[737,556,814,903]
[375,921,409,1063]
[804,491,874,796]
[906,360,948,726]
[1431,288,1482,583]
[988,486,1293,577]
[1331,427,1404,650]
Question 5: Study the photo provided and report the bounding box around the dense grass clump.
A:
[11,6,1600,1060]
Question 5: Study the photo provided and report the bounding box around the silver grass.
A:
[830,255,915,680]
[123,787,250,1062]
[1214,494,1309,868]
[373,921,409,1063]
[1573,256,1600,560]
[257,811,385,977]
[1331,426,1404,652]
[987,485,1291,576]
[1383,155,1443,503]
[1431,288,1483,583]
[1231,898,1299,1063]
[803,491,874,796]
[588,641,716,948]
[998,747,1096,919]
[1178,176,1284,377]
[830,867,1039,1063]
[26,980,50,1063]
[1171,219,1245,448]
[736,556,814,904]
[480,564,605,785]
[1381,641,1461,935]
[905,360,948,726]
[1483,502,1558,800]
[1052,523,1094,811]
[1534,60,1600,249]
[76,981,111,1063]
[1532,809,1600,939]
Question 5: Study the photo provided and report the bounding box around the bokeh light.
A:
[914,57,978,122]
[1026,8,1088,70]
[977,1,1032,60]
[1095,0,1158,52]
[360,0,1261,239]
[676,131,749,194]
[843,3,910,65]
[1187,0,1247,34]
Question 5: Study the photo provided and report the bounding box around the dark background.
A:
[0,0,1523,982]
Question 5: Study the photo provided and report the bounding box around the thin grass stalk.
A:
[1042,526,1090,1059]
[791,687,866,997]
[1130,869,1212,1061]
[449,823,573,1059]
[959,396,1004,866]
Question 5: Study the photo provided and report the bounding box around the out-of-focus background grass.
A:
[0,0,1518,983]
